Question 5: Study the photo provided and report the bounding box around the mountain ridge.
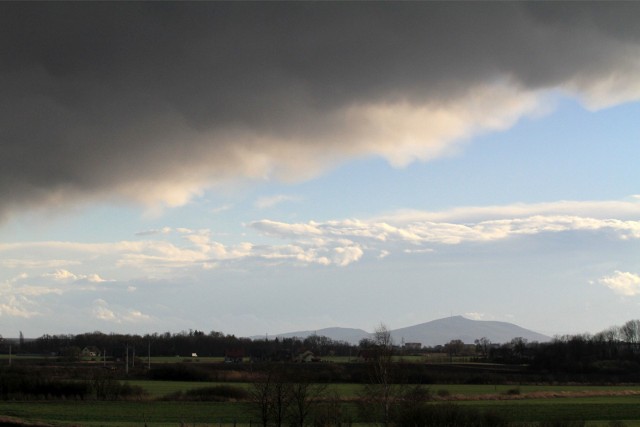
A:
[256,315,550,346]
[391,315,550,347]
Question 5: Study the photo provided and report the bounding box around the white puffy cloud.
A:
[92,299,152,324]
[0,269,114,319]
[0,259,80,269]
[250,214,640,247]
[46,269,76,281]
[135,227,173,237]
[255,195,302,210]
[251,220,323,238]
[464,312,486,321]
[1,197,639,276]
[379,197,640,223]
[0,276,55,318]
[122,310,151,323]
[93,299,117,321]
[244,198,640,265]
[333,246,364,267]
[44,269,107,283]
[340,85,542,168]
[0,296,40,318]
[598,271,640,296]
[257,244,331,266]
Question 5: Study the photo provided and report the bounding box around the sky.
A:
[1,2,639,340]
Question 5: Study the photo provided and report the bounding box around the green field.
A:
[0,401,254,427]
[462,396,640,423]
[2,394,640,427]
[125,380,364,398]
[0,381,640,427]
[125,380,640,399]
[2,380,640,426]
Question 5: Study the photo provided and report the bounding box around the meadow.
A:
[2,382,640,426]
[124,380,640,399]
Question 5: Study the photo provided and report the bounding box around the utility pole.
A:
[147,339,151,370]
[125,344,129,375]
[8,344,11,366]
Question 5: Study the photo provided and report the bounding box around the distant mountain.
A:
[390,316,550,347]
[257,316,550,346]
[258,327,371,344]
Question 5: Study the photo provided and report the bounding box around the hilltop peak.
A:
[391,316,550,347]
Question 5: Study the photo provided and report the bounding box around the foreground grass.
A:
[462,395,640,421]
[125,379,365,398]
[2,390,640,426]
[0,401,255,427]
[2,398,640,427]
[125,380,640,399]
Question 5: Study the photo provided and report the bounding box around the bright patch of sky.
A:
[2,96,639,338]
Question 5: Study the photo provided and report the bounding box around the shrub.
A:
[394,402,509,427]
[93,377,147,400]
[147,364,210,381]
[159,390,184,401]
[161,385,249,402]
[0,367,92,400]
[183,385,249,401]
[539,421,586,427]
[437,389,450,398]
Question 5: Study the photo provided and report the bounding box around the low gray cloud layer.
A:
[3,3,640,218]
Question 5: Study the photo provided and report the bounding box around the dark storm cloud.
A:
[2,2,639,217]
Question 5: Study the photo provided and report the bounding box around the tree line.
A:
[4,319,640,376]
[8,329,354,361]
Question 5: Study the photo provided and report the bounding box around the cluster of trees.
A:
[450,319,640,376]
[0,366,145,401]
[12,329,353,361]
[249,366,331,427]
[531,319,640,374]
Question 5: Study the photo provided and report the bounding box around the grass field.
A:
[125,380,364,398]
[125,380,640,399]
[0,401,255,426]
[2,382,640,426]
[2,396,640,427]
[462,396,640,423]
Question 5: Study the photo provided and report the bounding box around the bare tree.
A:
[271,373,292,427]
[445,339,465,358]
[474,337,491,359]
[249,366,293,427]
[249,370,274,427]
[621,319,640,352]
[361,323,396,426]
[315,390,344,427]
[510,337,528,360]
[593,326,621,358]
[289,374,326,427]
